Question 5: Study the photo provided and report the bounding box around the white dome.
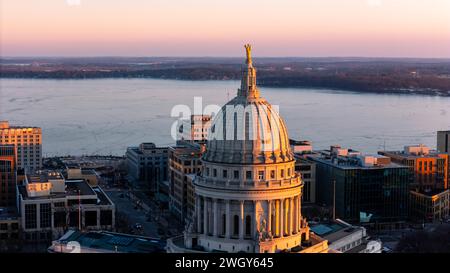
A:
[204,45,293,164]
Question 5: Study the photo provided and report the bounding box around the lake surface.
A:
[1,78,449,156]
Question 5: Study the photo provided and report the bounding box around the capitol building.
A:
[167,45,330,253]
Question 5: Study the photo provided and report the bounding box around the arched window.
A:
[233,215,239,236]
[222,214,226,236]
[245,215,252,237]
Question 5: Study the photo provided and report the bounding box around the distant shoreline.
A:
[2,57,449,97]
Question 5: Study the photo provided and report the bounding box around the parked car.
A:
[134,223,143,230]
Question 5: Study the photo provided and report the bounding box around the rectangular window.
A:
[223,170,227,178]
[213,169,217,177]
[280,169,285,178]
[270,170,275,179]
[25,204,37,229]
[258,171,265,180]
[246,171,252,180]
[40,203,51,228]
[234,170,239,179]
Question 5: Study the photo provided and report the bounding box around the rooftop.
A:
[307,151,405,170]
[26,170,64,183]
[51,230,166,253]
[19,179,112,205]
[310,219,364,244]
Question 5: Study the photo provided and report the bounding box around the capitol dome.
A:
[204,45,294,165]
[166,45,329,254]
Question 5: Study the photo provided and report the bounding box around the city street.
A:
[104,188,160,238]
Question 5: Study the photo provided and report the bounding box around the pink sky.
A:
[1,0,450,57]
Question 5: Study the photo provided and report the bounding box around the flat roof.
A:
[307,155,406,170]
[58,230,166,253]
[19,180,112,205]
[310,221,363,244]
[380,150,446,159]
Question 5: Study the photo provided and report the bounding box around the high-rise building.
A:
[178,115,212,143]
[0,145,17,207]
[167,45,330,253]
[437,130,450,153]
[308,146,411,226]
[126,142,168,194]
[0,121,42,173]
[168,141,203,223]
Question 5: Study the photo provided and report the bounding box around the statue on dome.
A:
[244,44,252,65]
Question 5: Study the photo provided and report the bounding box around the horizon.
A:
[2,55,450,60]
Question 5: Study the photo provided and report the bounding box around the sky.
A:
[1,0,450,58]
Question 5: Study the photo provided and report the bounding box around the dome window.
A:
[258,171,265,180]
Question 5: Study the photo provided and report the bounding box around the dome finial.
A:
[244,44,252,66]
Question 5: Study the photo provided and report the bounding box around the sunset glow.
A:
[1,0,449,57]
[1,0,450,57]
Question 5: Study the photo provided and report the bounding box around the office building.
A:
[410,189,449,222]
[290,140,316,204]
[308,146,411,226]
[126,142,168,194]
[18,170,115,241]
[178,115,212,143]
[379,145,449,191]
[437,130,450,153]
[168,141,203,223]
[0,145,17,207]
[0,121,42,173]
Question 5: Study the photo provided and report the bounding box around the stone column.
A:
[239,200,244,239]
[275,200,280,237]
[203,198,208,235]
[213,199,218,236]
[226,200,231,238]
[196,196,201,233]
[280,198,284,237]
[298,195,301,231]
[267,200,272,235]
[290,197,294,236]
[253,201,258,238]
[293,196,298,234]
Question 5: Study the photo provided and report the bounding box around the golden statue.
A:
[244,44,252,65]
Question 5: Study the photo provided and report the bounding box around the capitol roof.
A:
[204,45,294,165]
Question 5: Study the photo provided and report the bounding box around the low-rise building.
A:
[310,219,382,253]
[308,146,411,226]
[48,229,166,253]
[18,170,115,241]
[126,143,168,194]
[379,145,449,191]
[410,189,449,222]
[66,164,100,186]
